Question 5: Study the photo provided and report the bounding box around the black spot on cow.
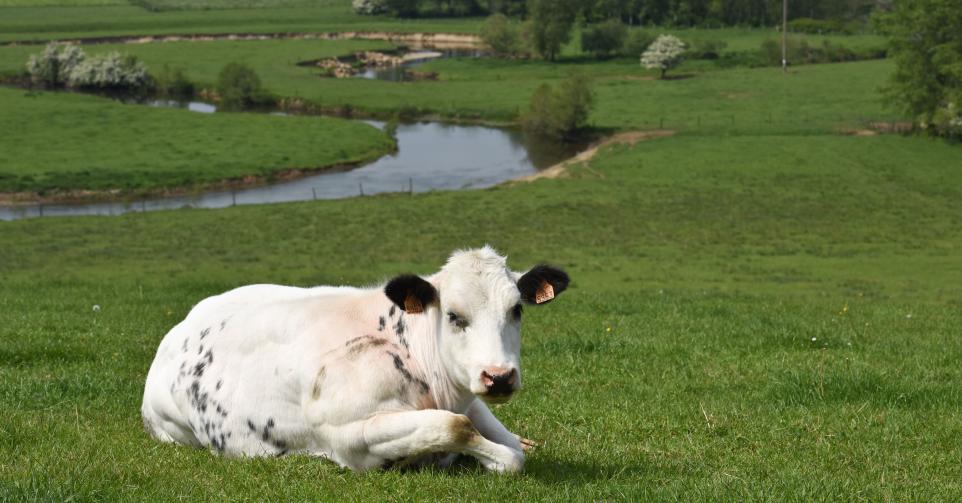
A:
[247,419,257,432]
[203,349,213,364]
[220,319,228,331]
[389,305,396,317]
[215,379,223,391]
[262,418,276,442]
[181,338,189,353]
[200,327,211,340]
[378,316,386,331]
[394,317,409,350]
[193,361,207,378]
[197,344,204,356]
[388,351,430,393]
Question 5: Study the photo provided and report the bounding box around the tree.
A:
[352,0,388,15]
[480,13,521,57]
[526,0,578,61]
[581,19,628,59]
[384,0,419,17]
[884,0,962,137]
[26,43,86,88]
[521,74,594,140]
[640,34,686,79]
[217,62,270,111]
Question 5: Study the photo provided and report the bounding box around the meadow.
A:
[2,0,962,500]
[0,86,394,195]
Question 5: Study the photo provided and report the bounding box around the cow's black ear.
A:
[517,265,569,305]
[384,275,438,314]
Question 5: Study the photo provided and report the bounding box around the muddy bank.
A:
[3,31,483,49]
[515,130,675,182]
[0,161,374,206]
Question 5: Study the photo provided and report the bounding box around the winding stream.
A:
[0,100,584,221]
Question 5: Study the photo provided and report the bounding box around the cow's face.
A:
[385,247,568,404]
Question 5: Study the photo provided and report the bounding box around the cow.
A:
[141,246,569,473]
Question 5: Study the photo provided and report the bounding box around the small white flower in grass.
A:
[811,337,817,342]
[92,305,101,312]
[906,314,913,319]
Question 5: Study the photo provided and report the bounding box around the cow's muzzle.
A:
[480,367,517,400]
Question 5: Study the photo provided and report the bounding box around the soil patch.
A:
[515,130,675,182]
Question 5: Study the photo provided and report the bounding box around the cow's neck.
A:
[386,304,472,412]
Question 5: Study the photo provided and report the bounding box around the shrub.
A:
[690,38,728,60]
[788,17,861,35]
[216,62,271,111]
[641,35,686,79]
[526,0,578,61]
[26,43,86,87]
[521,74,593,141]
[621,29,655,58]
[352,0,387,15]
[480,13,521,57]
[155,65,195,98]
[66,52,151,90]
[581,20,627,59]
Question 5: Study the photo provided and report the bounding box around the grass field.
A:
[0,86,393,194]
[2,132,962,499]
[3,0,962,499]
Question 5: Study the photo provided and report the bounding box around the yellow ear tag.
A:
[404,294,424,314]
[534,281,555,304]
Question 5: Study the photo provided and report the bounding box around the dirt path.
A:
[3,31,483,48]
[515,130,675,182]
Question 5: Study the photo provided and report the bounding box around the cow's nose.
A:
[481,367,517,396]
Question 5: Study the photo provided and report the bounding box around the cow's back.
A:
[141,283,360,456]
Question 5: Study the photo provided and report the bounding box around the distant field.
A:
[0,40,900,128]
[0,86,393,194]
[0,4,484,43]
[2,132,962,499]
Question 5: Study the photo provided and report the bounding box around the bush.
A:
[641,35,686,79]
[26,43,85,87]
[216,62,271,111]
[581,20,627,59]
[352,0,387,15]
[690,38,728,60]
[67,52,151,90]
[480,13,521,58]
[521,74,593,141]
[155,65,195,98]
[621,29,655,58]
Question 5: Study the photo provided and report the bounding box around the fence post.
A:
[409,178,413,195]
[38,205,43,217]
[231,190,237,206]
[359,182,364,196]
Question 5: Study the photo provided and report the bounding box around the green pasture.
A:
[0,41,900,127]
[0,86,393,194]
[2,132,962,499]
[0,3,484,43]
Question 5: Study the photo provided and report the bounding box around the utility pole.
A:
[782,0,788,72]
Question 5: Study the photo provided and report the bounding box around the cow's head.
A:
[384,246,569,403]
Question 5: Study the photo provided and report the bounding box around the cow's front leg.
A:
[465,399,528,455]
[353,409,523,473]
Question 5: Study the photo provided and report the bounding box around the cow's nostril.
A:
[481,367,516,395]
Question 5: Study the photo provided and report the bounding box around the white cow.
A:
[141,246,569,472]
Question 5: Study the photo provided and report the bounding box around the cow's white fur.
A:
[141,246,559,472]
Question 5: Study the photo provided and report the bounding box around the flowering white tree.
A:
[640,35,686,79]
[352,0,387,15]
[26,43,86,87]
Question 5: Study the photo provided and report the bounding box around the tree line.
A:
[355,0,885,27]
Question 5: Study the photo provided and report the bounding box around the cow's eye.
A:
[511,304,523,320]
[447,311,469,330]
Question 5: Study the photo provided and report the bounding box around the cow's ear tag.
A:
[404,294,424,314]
[534,281,555,304]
